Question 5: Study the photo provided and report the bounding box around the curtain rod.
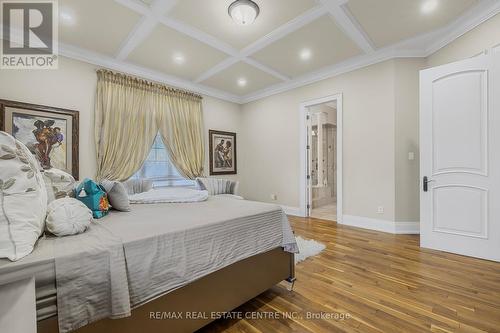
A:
[96,69,203,100]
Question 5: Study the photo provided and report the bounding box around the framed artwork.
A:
[0,99,79,179]
[209,130,237,175]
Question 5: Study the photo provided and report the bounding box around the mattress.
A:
[0,196,296,327]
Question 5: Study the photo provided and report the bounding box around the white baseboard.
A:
[280,205,304,217]
[341,215,419,234]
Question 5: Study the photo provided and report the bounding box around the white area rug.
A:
[294,236,326,264]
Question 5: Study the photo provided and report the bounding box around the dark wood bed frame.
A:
[38,248,295,333]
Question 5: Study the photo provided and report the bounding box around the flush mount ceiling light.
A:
[228,0,260,26]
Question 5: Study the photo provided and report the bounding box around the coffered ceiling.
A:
[52,0,500,102]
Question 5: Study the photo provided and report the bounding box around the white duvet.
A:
[128,187,208,204]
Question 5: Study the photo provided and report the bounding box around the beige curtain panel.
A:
[95,70,204,181]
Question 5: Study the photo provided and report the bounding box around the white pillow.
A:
[45,198,93,236]
[101,180,131,212]
[42,168,76,203]
[0,131,47,261]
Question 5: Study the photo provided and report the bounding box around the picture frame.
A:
[0,99,79,179]
[209,130,237,175]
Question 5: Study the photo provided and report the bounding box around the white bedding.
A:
[128,187,208,203]
[0,197,297,333]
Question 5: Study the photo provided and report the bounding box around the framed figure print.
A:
[209,130,236,175]
[0,99,79,179]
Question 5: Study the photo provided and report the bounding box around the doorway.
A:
[299,94,342,222]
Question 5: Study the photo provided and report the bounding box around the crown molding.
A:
[58,43,242,103]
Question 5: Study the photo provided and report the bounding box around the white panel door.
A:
[420,49,500,262]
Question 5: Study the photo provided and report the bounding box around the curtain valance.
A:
[96,70,202,101]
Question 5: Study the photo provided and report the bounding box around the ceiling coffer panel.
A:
[251,15,362,78]
[59,0,142,56]
[347,0,480,48]
[127,24,229,81]
[201,61,281,95]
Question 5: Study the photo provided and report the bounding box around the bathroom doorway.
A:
[299,94,342,222]
[309,102,337,221]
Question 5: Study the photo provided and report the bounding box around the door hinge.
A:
[307,175,311,180]
[306,145,310,150]
[307,204,310,209]
[306,115,310,120]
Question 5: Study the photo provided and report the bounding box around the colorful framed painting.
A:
[209,130,237,175]
[0,99,79,179]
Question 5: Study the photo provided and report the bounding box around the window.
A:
[133,133,194,187]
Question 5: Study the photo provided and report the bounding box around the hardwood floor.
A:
[199,216,500,333]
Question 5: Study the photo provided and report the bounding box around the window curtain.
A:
[157,96,204,180]
[95,70,204,181]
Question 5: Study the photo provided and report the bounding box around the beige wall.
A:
[0,57,97,179]
[0,56,242,180]
[240,60,398,221]
[427,13,500,67]
[202,95,241,181]
[394,58,425,222]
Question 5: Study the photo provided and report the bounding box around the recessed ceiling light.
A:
[421,0,438,14]
[300,48,312,61]
[237,78,247,87]
[172,53,185,65]
[60,10,76,25]
[228,0,260,26]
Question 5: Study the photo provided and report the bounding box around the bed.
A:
[0,196,297,333]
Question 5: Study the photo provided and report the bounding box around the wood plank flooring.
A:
[199,217,500,333]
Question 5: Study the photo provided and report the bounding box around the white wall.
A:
[0,56,242,180]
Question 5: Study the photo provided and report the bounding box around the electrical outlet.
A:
[270,194,278,201]
[408,152,415,161]
[377,206,384,214]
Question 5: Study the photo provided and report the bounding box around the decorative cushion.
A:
[45,198,93,236]
[101,180,131,212]
[0,131,47,261]
[42,168,76,203]
[196,177,240,196]
[122,178,153,195]
[74,178,110,219]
